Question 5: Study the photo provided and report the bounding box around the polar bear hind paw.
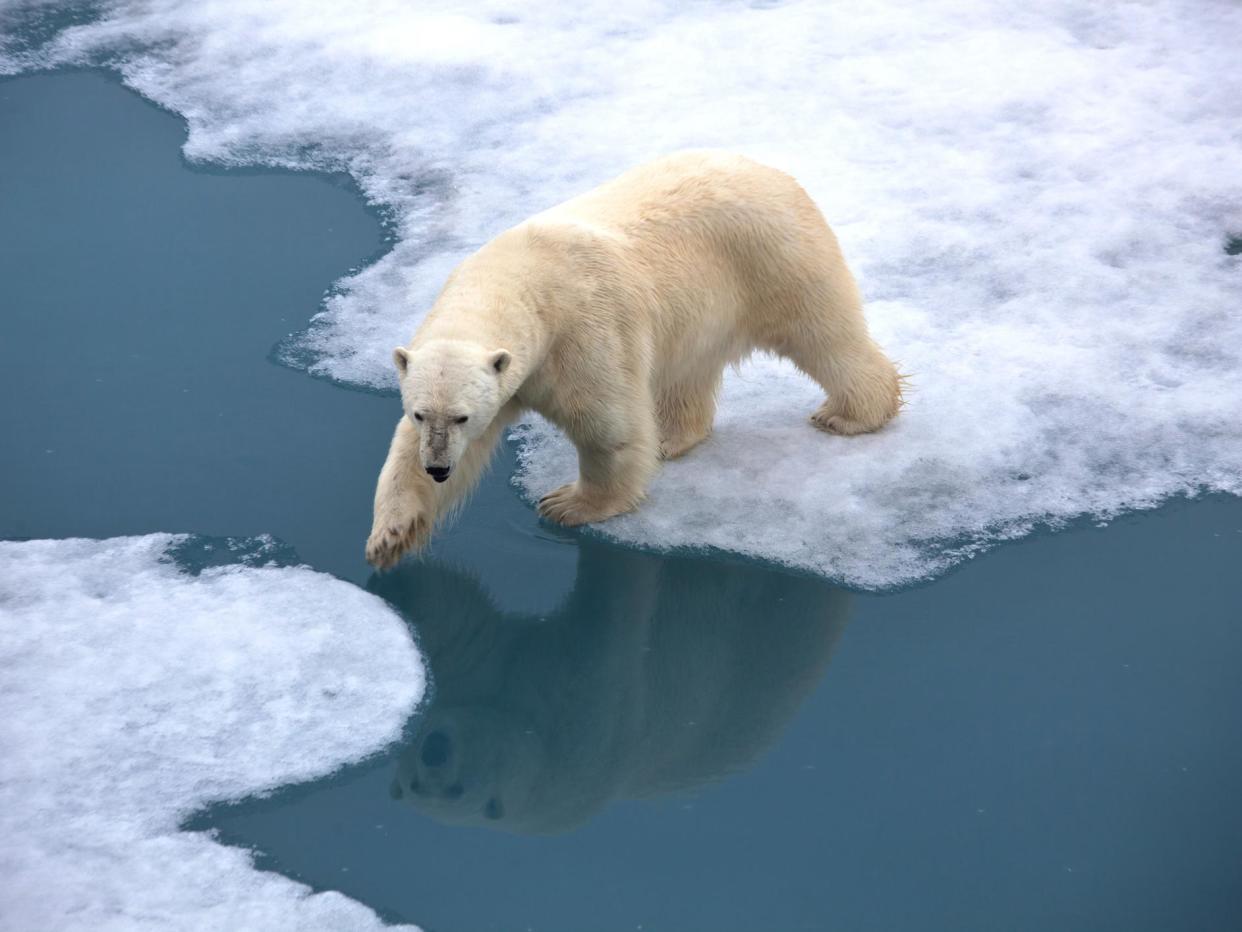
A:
[810,408,870,435]
[810,400,893,436]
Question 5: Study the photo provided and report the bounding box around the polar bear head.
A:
[393,338,512,483]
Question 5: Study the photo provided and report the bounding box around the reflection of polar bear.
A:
[367,151,902,567]
[371,541,850,834]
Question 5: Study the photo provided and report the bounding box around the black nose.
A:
[425,465,450,482]
[421,730,451,768]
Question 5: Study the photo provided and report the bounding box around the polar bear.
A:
[367,150,901,569]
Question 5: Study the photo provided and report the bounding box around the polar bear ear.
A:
[393,346,411,374]
[489,349,512,375]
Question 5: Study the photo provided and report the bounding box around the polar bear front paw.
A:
[538,482,630,527]
[365,509,431,570]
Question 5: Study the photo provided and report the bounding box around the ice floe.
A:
[3,0,1240,586]
[0,535,423,930]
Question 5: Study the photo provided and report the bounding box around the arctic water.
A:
[2,71,1241,932]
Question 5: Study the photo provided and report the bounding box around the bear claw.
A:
[365,515,430,570]
[811,409,869,436]
[539,482,634,526]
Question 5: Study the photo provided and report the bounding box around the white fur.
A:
[366,151,901,569]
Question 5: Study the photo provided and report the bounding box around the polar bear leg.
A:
[773,296,902,436]
[657,371,721,459]
[539,394,660,526]
[799,338,902,436]
[367,402,517,568]
[367,417,437,569]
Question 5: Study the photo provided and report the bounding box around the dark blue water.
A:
[3,71,1240,932]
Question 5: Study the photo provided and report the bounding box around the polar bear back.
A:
[506,150,861,394]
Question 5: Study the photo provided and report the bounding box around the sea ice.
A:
[0,535,424,930]
[3,0,1240,586]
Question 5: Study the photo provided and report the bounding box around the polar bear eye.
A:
[412,412,424,422]
[454,415,469,425]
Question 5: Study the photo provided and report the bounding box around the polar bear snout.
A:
[425,465,451,482]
